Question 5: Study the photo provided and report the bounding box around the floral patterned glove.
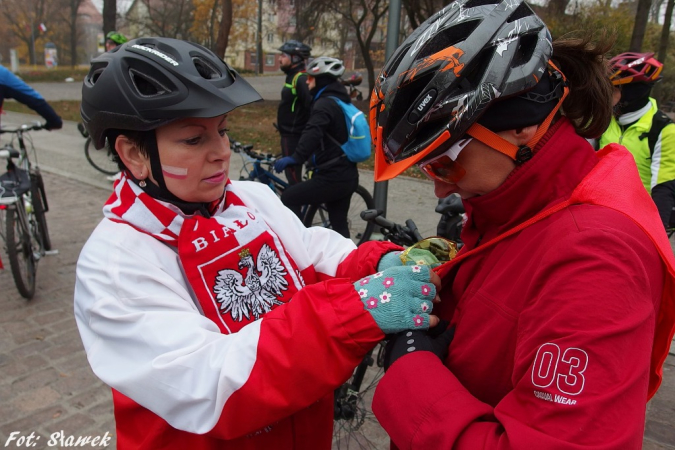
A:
[353,265,437,334]
[377,249,441,271]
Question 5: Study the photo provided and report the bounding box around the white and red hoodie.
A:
[74,178,397,449]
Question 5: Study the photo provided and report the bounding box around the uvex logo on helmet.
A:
[408,89,438,123]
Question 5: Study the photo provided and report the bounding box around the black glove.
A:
[383,320,455,371]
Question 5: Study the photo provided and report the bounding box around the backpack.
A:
[285,71,306,113]
[327,96,372,163]
[639,110,673,157]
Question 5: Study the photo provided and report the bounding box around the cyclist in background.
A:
[74,37,442,449]
[368,1,675,448]
[274,56,358,238]
[101,30,129,181]
[105,30,128,51]
[599,52,675,231]
[0,64,62,130]
[276,40,312,185]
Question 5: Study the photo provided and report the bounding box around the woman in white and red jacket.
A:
[369,1,675,448]
[74,37,441,449]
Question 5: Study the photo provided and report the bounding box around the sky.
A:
[90,0,134,15]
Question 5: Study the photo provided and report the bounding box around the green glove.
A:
[377,249,441,271]
[353,265,436,334]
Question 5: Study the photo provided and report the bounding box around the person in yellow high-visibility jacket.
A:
[599,52,675,230]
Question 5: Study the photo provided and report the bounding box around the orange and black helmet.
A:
[609,52,663,86]
[371,0,554,181]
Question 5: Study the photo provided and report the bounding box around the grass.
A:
[2,98,425,178]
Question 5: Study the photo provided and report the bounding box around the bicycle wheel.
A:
[6,202,37,299]
[84,138,118,176]
[303,185,375,246]
[332,342,388,449]
[30,172,51,251]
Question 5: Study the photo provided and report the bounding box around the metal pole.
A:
[372,0,402,216]
[257,0,263,75]
[31,23,36,66]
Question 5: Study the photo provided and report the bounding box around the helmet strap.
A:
[466,61,569,165]
[140,133,214,217]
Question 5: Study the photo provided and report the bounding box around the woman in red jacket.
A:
[369,0,675,448]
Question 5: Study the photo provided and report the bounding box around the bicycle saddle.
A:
[341,73,362,87]
[0,167,30,198]
[435,194,465,215]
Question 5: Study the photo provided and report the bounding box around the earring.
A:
[139,179,147,187]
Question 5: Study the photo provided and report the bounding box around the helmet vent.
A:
[129,68,171,97]
[192,56,222,80]
[388,72,435,133]
[464,0,499,8]
[416,20,480,60]
[510,34,536,67]
[86,62,108,87]
[388,44,412,75]
[507,3,533,22]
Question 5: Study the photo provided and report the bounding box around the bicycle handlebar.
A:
[230,140,278,162]
[360,209,421,247]
[0,122,46,134]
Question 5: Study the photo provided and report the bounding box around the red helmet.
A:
[609,52,663,86]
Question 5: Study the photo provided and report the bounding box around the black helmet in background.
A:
[371,0,557,181]
[81,37,262,149]
[278,40,312,62]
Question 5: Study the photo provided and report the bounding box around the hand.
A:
[353,265,441,334]
[45,120,63,130]
[383,321,455,371]
[273,156,297,173]
[377,249,441,271]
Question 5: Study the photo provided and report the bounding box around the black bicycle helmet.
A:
[371,0,556,181]
[81,37,262,149]
[278,40,312,60]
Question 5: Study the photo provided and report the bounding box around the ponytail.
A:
[552,31,616,139]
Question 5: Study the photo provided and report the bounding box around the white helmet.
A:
[307,57,345,78]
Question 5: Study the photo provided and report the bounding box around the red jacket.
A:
[373,119,675,449]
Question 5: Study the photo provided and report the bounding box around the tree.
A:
[215,0,233,57]
[103,0,117,35]
[56,0,85,66]
[629,0,652,51]
[657,0,674,62]
[401,0,450,30]
[191,0,221,48]
[0,0,51,65]
[128,0,195,39]
[292,0,331,42]
[328,0,389,94]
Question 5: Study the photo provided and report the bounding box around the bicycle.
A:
[231,140,375,245]
[77,122,119,176]
[0,122,55,299]
[332,209,436,448]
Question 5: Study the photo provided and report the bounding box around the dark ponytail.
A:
[552,31,616,139]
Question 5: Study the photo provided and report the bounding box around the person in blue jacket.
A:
[0,65,62,130]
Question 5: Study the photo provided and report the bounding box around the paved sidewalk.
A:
[0,110,674,448]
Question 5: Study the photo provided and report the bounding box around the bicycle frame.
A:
[0,122,52,298]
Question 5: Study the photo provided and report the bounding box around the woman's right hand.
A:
[353,265,441,334]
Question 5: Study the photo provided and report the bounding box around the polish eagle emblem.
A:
[213,245,289,321]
